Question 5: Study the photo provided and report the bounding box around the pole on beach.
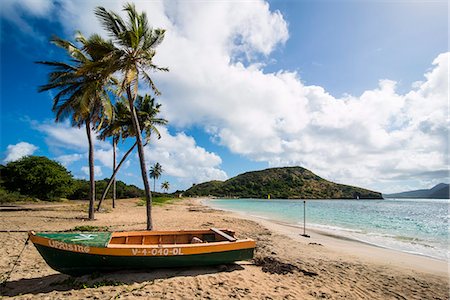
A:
[300,200,310,238]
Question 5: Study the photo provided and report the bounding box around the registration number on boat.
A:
[131,248,183,256]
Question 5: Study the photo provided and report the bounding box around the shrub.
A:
[1,156,74,200]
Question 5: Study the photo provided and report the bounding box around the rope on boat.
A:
[0,236,30,287]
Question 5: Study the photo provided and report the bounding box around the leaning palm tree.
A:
[149,162,163,192]
[161,181,170,193]
[94,3,169,229]
[97,95,167,211]
[37,33,114,220]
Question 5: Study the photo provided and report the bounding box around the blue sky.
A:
[0,0,448,194]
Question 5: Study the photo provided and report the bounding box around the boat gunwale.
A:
[110,228,235,237]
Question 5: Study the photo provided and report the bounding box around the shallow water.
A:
[206,198,449,260]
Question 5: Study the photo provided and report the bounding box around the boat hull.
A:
[34,244,254,276]
[29,230,255,276]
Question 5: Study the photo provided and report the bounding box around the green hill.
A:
[184,167,382,199]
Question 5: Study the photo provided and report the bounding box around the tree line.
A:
[36,3,170,229]
[0,156,172,203]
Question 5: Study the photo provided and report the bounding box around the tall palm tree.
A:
[94,3,168,230]
[149,162,163,192]
[161,181,170,193]
[37,34,114,220]
[97,95,167,211]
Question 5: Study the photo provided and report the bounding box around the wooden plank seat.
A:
[211,227,236,242]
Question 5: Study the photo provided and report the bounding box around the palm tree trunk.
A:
[112,137,117,209]
[126,87,153,230]
[153,178,156,193]
[86,119,95,220]
[97,141,137,211]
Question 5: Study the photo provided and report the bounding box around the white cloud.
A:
[29,1,448,192]
[1,0,55,36]
[55,153,83,166]
[144,128,228,188]
[81,165,103,177]
[95,148,114,169]
[35,120,111,152]
[3,142,38,163]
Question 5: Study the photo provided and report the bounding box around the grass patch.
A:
[136,196,179,206]
[0,187,38,204]
[51,277,124,289]
[66,225,109,232]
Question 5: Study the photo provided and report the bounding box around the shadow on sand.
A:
[0,264,245,297]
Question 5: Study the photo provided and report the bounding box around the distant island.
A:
[184,166,382,199]
[383,183,449,199]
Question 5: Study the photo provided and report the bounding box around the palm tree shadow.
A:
[0,264,245,297]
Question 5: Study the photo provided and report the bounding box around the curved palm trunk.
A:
[112,137,117,209]
[85,120,95,220]
[97,141,137,211]
[127,87,153,230]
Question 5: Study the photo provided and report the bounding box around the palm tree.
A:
[37,33,114,220]
[161,181,170,193]
[95,3,168,230]
[149,162,163,192]
[97,95,167,211]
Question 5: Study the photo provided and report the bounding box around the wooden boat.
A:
[28,228,255,276]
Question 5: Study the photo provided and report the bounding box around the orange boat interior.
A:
[108,228,237,246]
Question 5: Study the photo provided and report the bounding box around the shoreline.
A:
[1,197,448,299]
[201,198,448,277]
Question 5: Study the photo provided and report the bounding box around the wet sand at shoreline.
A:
[0,198,448,299]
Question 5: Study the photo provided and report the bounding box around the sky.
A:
[0,0,448,194]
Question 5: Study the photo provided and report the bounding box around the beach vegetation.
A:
[136,196,177,206]
[161,181,170,193]
[1,156,74,201]
[67,225,109,232]
[69,178,145,200]
[0,186,36,203]
[0,156,147,203]
[149,162,163,192]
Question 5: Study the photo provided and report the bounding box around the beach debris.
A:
[254,256,319,277]
[253,256,299,275]
[308,242,323,246]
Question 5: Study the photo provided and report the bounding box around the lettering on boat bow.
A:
[48,240,90,253]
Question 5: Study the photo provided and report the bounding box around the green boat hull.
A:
[34,244,254,276]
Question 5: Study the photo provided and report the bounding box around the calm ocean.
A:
[206,198,449,260]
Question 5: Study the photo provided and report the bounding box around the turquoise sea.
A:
[206,198,449,260]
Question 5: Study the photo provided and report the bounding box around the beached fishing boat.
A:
[28,228,255,276]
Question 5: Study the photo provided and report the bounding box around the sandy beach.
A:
[0,198,448,299]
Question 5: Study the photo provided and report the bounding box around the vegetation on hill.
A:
[184,167,382,199]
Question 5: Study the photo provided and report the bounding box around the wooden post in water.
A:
[301,200,310,238]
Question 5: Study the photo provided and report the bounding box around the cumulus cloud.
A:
[81,165,103,177]
[21,1,448,192]
[55,153,83,166]
[95,148,115,169]
[144,128,228,188]
[1,0,55,36]
[3,142,38,163]
[35,120,111,152]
